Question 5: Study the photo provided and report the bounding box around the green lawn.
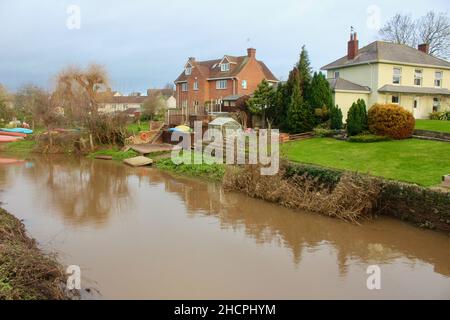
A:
[415,119,450,133]
[281,138,450,187]
[127,122,150,133]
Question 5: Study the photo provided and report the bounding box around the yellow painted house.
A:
[322,32,450,120]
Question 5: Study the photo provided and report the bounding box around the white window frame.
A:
[193,81,199,91]
[242,80,248,89]
[181,83,188,92]
[414,69,423,86]
[182,100,188,108]
[216,80,227,90]
[185,67,192,75]
[221,63,230,72]
[393,67,402,85]
[391,95,400,104]
[435,71,443,87]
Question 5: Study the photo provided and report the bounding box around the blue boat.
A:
[0,128,33,134]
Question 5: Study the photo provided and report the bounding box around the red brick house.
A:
[174,48,278,116]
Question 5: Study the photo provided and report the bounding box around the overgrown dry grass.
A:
[223,164,381,223]
[0,208,67,300]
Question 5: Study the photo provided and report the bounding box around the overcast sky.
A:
[0,0,448,94]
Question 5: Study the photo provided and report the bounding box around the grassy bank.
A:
[88,148,139,161]
[0,140,37,157]
[155,153,225,181]
[0,208,67,300]
[281,138,450,187]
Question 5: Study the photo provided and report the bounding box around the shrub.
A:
[429,111,449,121]
[347,134,391,143]
[347,99,368,136]
[313,128,336,137]
[368,104,415,139]
[330,105,343,130]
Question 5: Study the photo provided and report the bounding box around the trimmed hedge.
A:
[368,104,415,139]
[347,134,391,143]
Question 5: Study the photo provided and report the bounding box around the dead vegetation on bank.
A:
[0,208,67,300]
[223,164,381,223]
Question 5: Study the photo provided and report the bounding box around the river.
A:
[0,155,449,299]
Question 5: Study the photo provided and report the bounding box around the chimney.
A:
[418,43,429,54]
[347,32,359,60]
[188,57,196,62]
[247,48,256,59]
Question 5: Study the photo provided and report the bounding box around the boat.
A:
[0,136,22,142]
[0,128,33,134]
[0,158,25,165]
[0,131,27,137]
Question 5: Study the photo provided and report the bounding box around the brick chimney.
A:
[347,32,359,60]
[418,43,429,54]
[247,48,256,59]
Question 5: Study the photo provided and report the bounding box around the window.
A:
[182,100,188,108]
[392,95,400,104]
[334,71,340,78]
[216,80,227,90]
[193,81,199,91]
[242,80,248,89]
[433,98,441,112]
[414,69,423,86]
[185,67,192,75]
[181,83,188,92]
[435,71,443,87]
[413,97,419,109]
[221,63,230,72]
[393,67,401,84]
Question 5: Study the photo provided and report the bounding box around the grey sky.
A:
[0,0,448,94]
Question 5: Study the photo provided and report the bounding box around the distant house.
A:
[98,95,147,115]
[321,32,450,119]
[174,48,278,114]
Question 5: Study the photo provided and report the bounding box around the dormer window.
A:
[185,67,192,75]
[221,63,230,72]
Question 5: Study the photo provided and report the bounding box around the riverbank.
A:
[0,208,67,300]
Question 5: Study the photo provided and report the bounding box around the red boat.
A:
[0,131,27,137]
[0,135,22,142]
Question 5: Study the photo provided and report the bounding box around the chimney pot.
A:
[418,43,429,54]
[247,48,256,58]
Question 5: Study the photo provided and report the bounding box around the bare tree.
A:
[416,11,450,59]
[379,11,450,59]
[379,13,417,46]
[55,64,109,117]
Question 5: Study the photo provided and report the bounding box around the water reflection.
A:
[0,157,450,282]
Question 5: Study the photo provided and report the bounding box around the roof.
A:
[99,96,148,104]
[322,41,450,70]
[175,53,278,83]
[378,85,450,96]
[208,117,241,126]
[223,94,244,101]
[327,78,371,92]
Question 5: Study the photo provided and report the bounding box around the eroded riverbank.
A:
[0,155,449,299]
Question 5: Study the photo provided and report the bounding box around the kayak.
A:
[0,158,25,165]
[0,136,22,142]
[0,131,27,137]
[0,128,33,134]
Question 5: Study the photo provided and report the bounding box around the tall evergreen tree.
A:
[330,105,343,130]
[287,69,314,133]
[308,72,333,110]
[297,45,312,97]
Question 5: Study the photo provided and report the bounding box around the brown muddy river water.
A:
[0,155,449,299]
